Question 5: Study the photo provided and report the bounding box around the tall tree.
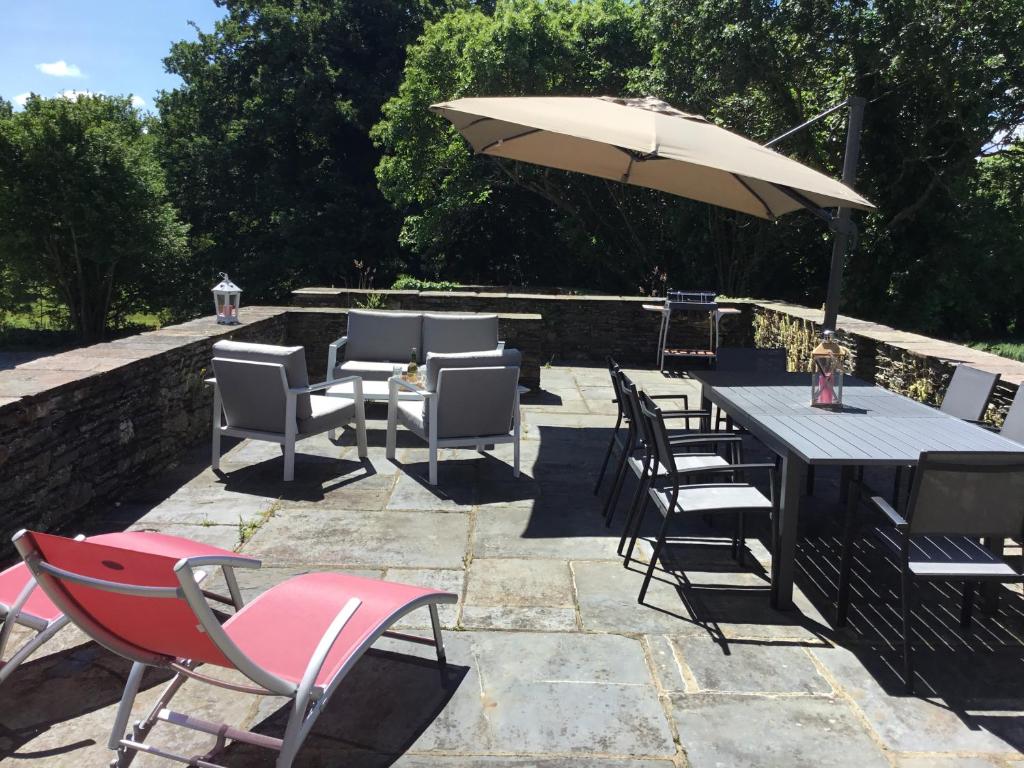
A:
[0,95,188,342]
[156,0,460,306]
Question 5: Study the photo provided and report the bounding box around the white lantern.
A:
[212,273,242,325]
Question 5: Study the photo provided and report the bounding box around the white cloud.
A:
[57,89,99,101]
[130,95,146,108]
[14,92,31,106]
[36,60,85,78]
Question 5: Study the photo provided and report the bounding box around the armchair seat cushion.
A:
[334,360,398,381]
[299,395,357,437]
[395,400,426,437]
[422,313,498,356]
[345,310,423,363]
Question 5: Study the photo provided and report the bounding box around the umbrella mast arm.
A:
[764,97,867,333]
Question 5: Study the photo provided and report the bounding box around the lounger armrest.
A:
[326,336,348,383]
[869,495,909,531]
[298,597,362,699]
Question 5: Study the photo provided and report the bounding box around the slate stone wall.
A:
[752,303,1021,425]
[292,288,755,366]
[0,307,290,553]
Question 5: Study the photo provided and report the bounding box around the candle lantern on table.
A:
[212,273,242,325]
[810,330,843,409]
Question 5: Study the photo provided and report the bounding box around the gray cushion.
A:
[434,366,520,439]
[298,395,356,436]
[395,400,426,437]
[422,313,498,356]
[345,310,423,363]
[334,360,400,382]
[213,340,311,420]
[425,349,522,392]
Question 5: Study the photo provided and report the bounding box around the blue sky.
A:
[1,1,227,110]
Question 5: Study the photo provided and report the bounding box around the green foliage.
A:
[969,341,1024,364]
[375,0,1024,337]
[0,94,188,342]
[355,291,387,309]
[155,0,460,310]
[391,274,462,291]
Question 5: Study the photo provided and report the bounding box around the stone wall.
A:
[0,307,290,553]
[752,301,1024,425]
[293,288,755,366]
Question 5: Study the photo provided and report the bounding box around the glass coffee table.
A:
[325,378,423,403]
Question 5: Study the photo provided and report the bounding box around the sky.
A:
[0,0,227,111]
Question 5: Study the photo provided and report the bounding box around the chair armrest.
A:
[649,393,689,407]
[326,336,348,382]
[496,340,506,351]
[662,409,711,419]
[869,495,909,531]
[297,597,361,701]
[389,376,432,399]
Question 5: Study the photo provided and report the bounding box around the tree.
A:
[156,0,461,307]
[0,95,188,342]
[377,0,1024,336]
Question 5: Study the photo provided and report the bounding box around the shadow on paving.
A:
[220,649,468,767]
[0,642,174,760]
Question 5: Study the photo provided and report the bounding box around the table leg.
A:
[772,451,806,610]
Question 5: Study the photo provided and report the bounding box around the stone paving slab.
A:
[671,693,891,767]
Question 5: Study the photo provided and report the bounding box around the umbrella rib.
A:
[478,128,542,154]
[731,174,774,219]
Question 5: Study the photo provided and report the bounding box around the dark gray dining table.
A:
[692,370,1024,609]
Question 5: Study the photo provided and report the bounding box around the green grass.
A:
[1,301,164,349]
[968,341,1024,363]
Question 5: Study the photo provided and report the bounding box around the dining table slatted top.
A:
[691,371,1024,466]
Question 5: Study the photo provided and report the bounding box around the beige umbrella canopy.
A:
[430,95,875,220]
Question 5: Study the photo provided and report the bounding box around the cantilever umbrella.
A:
[430,95,874,220]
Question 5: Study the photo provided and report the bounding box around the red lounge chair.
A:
[0,531,243,686]
[14,530,457,768]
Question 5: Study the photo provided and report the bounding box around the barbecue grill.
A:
[655,290,721,369]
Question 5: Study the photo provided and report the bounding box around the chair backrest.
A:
[213,340,312,422]
[939,364,999,421]
[716,347,787,372]
[213,358,292,434]
[619,377,649,452]
[13,531,237,668]
[422,313,498,356]
[424,348,522,392]
[434,366,520,439]
[345,309,423,362]
[1001,386,1024,444]
[906,451,1024,537]
[638,391,677,479]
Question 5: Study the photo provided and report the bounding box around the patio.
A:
[3,363,1024,767]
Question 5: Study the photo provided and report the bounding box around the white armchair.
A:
[386,350,523,485]
[210,340,367,481]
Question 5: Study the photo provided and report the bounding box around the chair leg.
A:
[355,400,367,459]
[594,419,622,494]
[283,440,296,482]
[960,581,976,629]
[429,604,447,669]
[835,480,861,627]
[513,422,521,479]
[429,443,438,486]
[602,448,630,521]
[622,495,650,566]
[211,388,222,472]
[734,511,746,567]
[900,566,916,694]
[108,661,146,758]
[805,466,816,496]
[615,469,648,533]
[639,515,671,604]
[892,466,903,508]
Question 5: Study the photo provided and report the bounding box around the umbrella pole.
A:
[822,96,866,333]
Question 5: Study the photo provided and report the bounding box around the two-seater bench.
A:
[326,309,505,383]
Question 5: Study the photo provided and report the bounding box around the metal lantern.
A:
[810,330,844,409]
[212,273,242,325]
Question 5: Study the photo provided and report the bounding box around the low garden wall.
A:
[752,301,1024,425]
[292,287,755,366]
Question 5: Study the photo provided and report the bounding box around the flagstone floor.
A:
[3,365,1024,766]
